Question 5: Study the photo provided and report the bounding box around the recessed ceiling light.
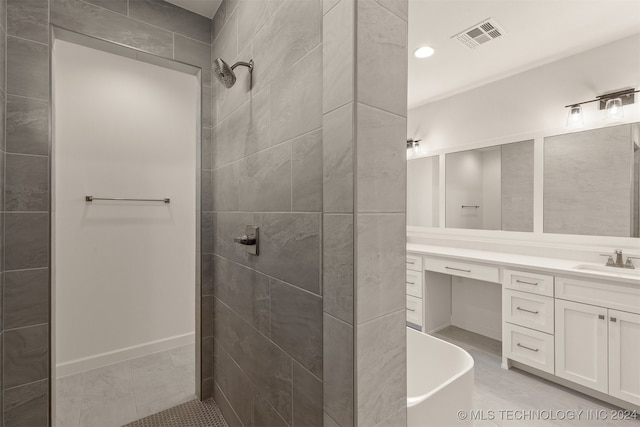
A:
[414,46,435,59]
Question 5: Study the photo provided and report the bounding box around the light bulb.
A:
[604,98,624,121]
[566,105,583,129]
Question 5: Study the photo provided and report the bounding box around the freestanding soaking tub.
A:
[407,327,474,427]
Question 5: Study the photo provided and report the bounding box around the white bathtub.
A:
[407,327,474,427]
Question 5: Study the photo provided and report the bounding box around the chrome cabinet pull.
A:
[517,343,539,352]
[598,314,605,320]
[516,279,538,286]
[610,317,617,322]
[406,261,415,265]
[516,307,539,315]
[445,266,471,273]
[406,281,415,285]
[407,308,416,312]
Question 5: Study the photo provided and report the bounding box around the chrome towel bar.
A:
[85,196,170,204]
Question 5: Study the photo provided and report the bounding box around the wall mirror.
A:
[407,155,440,227]
[544,122,640,237]
[444,140,534,231]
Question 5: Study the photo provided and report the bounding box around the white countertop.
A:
[407,243,640,285]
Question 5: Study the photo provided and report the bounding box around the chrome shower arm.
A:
[231,60,254,71]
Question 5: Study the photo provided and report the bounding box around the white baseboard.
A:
[55,332,195,378]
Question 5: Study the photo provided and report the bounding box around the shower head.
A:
[213,58,254,89]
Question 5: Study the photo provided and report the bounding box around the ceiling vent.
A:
[452,18,505,49]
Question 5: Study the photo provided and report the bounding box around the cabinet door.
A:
[609,309,640,405]
[555,299,608,393]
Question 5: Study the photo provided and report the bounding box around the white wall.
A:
[53,40,198,375]
[408,33,640,153]
[408,33,640,254]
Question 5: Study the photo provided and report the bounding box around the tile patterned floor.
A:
[434,326,640,427]
[56,345,196,427]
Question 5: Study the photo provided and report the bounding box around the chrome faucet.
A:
[601,250,639,269]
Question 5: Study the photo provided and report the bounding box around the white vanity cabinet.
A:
[406,254,424,329]
[502,269,556,374]
[555,299,609,393]
[405,245,640,409]
[555,277,640,406]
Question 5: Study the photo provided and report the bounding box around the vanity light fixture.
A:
[407,138,422,159]
[565,88,638,127]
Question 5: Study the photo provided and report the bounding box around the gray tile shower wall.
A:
[323,0,408,425]
[1,0,5,422]
[210,0,324,425]
[1,0,212,425]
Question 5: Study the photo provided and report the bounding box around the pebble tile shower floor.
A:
[56,345,197,427]
[123,399,227,427]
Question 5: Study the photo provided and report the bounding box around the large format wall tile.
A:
[213,255,270,336]
[323,0,353,113]
[270,45,322,145]
[323,314,353,427]
[213,212,256,266]
[254,213,321,294]
[357,310,406,427]
[6,95,49,156]
[213,88,270,168]
[323,103,353,213]
[83,0,128,15]
[4,213,48,271]
[3,324,49,388]
[214,300,293,425]
[252,0,320,91]
[5,153,48,211]
[254,396,288,427]
[213,162,240,212]
[271,279,322,377]
[6,37,48,99]
[3,379,48,427]
[357,0,407,117]
[356,103,406,213]
[239,143,292,212]
[51,0,174,58]
[211,7,237,67]
[293,361,323,426]
[236,0,283,54]
[323,214,353,324]
[174,35,212,87]
[7,0,48,44]
[128,0,211,44]
[213,383,242,427]
[3,269,49,329]
[214,340,256,427]
[373,0,407,21]
[0,28,6,93]
[292,129,322,212]
[356,213,405,322]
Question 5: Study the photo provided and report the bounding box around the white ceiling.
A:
[165,0,222,18]
[408,0,640,109]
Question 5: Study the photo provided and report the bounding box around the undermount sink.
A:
[573,264,640,279]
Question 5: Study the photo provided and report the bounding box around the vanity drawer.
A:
[503,269,554,297]
[406,254,423,272]
[406,270,423,298]
[406,295,423,326]
[503,289,554,334]
[423,256,499,283]
[503,323,554,374]
[555,276,640,315]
